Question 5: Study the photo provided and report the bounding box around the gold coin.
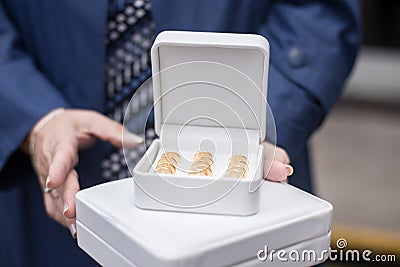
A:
[202,168,213,176]
[225,170,247,178]
[155,167,174,174]
[227,164,248,173]
[161,152,180,162]
[228,160,249,171]
[191,167,211,175]
[189,168,212,176]
[227,165,248,175]
[156,169,172,174]
[155,165,173,172]
[227,164,248,172]
[194,156,214,166]
[191,160,213,170]
[194,151,213,161]
[157,163,176,172]
[157,157,178,167]
[229,155,248,165]
[225,169,246,178]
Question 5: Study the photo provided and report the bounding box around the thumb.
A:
[84,111,144,148]
[265,160,294,182]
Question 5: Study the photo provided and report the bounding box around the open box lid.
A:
[151,31,269,143]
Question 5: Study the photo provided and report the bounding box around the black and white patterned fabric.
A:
[102,0,156,180]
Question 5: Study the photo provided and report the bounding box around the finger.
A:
[33,142,54,189]
[43,193,68,227]
[62,169,80,219]
[85,111,144,148]
[274,147,290,165]
[263,142,291,164]
[65,218,77,239]
[47,141,78,189]
[264,160,294,182]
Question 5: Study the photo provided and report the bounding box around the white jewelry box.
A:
[132,31,270,216]
[76,179,332,266]
[76,31,333,266]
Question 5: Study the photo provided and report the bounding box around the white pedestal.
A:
[76,179,332,266]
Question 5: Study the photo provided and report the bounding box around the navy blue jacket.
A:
[0,1,360,266]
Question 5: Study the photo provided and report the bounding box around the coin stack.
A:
[189,151,214,176]
[225,155,249,178]
[155,152,180,174]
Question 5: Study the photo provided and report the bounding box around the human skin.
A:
[22,109,293,238]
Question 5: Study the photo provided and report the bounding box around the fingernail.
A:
[69,223,77,238]
[286,165,294,176]
[126,133,144,143]
[63,202,69,215]
[45,176,51,188]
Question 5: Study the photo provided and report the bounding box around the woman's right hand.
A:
[24,109,143,238]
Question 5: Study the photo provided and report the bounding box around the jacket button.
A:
[287,46,307,68]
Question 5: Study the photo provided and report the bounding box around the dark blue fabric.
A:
[0,0,361,266]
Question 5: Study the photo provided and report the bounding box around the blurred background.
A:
[312,1,400,266]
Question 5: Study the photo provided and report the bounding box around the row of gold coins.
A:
[189,151,214,176]
[155,152,180,174]
[155,152,248,178]
[225,155,249,178]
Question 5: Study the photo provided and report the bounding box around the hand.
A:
[263,142,294,183]
[23,109,143,238]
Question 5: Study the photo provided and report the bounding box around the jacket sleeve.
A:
[258,0,361,162]
[0,3,70,173]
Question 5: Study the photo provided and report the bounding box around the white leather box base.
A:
[76,179,332,267]
[133,138,263,216]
